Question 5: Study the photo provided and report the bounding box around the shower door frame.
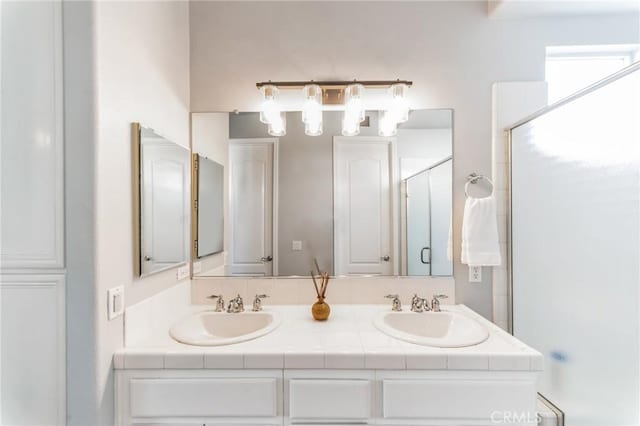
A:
[506,61,640,425]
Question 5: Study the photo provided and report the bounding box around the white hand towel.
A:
[461,195,502,266]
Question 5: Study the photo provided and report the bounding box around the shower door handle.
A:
[420,247,431,264]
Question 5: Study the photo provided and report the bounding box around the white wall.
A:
[189,1,640,317]
[63,1,191,424]
[491,81,548,331]
[63,1,99,424]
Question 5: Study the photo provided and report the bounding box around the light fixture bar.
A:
[256,79,413,89]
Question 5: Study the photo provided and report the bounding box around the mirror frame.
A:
[132,122,190,278]
[132,122,142,277]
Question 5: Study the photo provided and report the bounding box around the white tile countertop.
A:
[114,304,543,372]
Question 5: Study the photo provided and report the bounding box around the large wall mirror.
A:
[133,123,190,277]
[191,109,453,278]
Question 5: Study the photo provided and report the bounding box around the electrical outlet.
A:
[292,240,302,251]
[469,266,482,282]
[176,264,190,280]
[107,286,124,320]
[193,261,202,274]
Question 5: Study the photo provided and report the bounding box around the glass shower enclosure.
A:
[509,62,640,426]
[404,156,453,276]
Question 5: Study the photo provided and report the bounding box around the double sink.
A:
[170,300,489,348]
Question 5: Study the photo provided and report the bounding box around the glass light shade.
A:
[378,110,397,137]
[260,85,280,124]
[302,84,323,124]
[342,112,360,136]
[345,83,365,122]
[267,111,287,136]
[305,119,323,136]
[389,83,409,124]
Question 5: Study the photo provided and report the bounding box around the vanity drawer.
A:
[382,379,534,420]
[289,379,372,423]
[130,378,278,418]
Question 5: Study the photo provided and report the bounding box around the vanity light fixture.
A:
[389,82,410,124]
[255,79,412,137]
[342,83,365,136]
[267,111,287,137]
[302,84,323,136]
[341,114,361,136]
[259,84,281,126]
[378,110,398,137]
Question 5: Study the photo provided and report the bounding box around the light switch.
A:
[108,286,124,320]
[292,240,302,251]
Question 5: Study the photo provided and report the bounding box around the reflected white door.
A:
[229,140,274,276]
[141,144,189,274]
[334,137,393,275]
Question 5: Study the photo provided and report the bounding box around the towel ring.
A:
[465,173,494,198]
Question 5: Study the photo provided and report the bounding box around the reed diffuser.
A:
[310,261,330,321]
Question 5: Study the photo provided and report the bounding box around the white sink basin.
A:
[373,309,489,348]
[170,311,280,346]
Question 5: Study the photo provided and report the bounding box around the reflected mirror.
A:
[133,123,190,276]
[191,109,453,277]
[193,155,224,258]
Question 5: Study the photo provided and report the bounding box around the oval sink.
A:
[373,310,489,348]
[170,311,280,346]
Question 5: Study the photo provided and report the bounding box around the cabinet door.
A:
[0,275,65,425]
[130,378,278,418]
[1,0,64,269]
[382,378,535,421]
[289,379,372,423]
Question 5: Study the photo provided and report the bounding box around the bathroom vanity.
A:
[114,301,541,426]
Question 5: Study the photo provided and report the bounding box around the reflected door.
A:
[334,138,393,275]
[229,140,274,276]
[141,144,189,274]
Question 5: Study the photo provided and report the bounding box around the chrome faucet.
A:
[410,294,430,312]
[252,294,269,312]
[431,294,448,312]
[385,294,402,311]
[207,294,225,312]
[227,294,245,313]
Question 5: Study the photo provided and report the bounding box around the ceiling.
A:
[488,0,640,19]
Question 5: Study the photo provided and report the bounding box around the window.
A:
[545,45,639,103]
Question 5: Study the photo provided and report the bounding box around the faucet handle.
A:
[431,294,448,312]
[252,294,269,312]
[207,294,225,312]
[385,294,402,311]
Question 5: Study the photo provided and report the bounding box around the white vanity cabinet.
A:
[116,368,538,426]
[285,370,375,425]
[115,370,283,425]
